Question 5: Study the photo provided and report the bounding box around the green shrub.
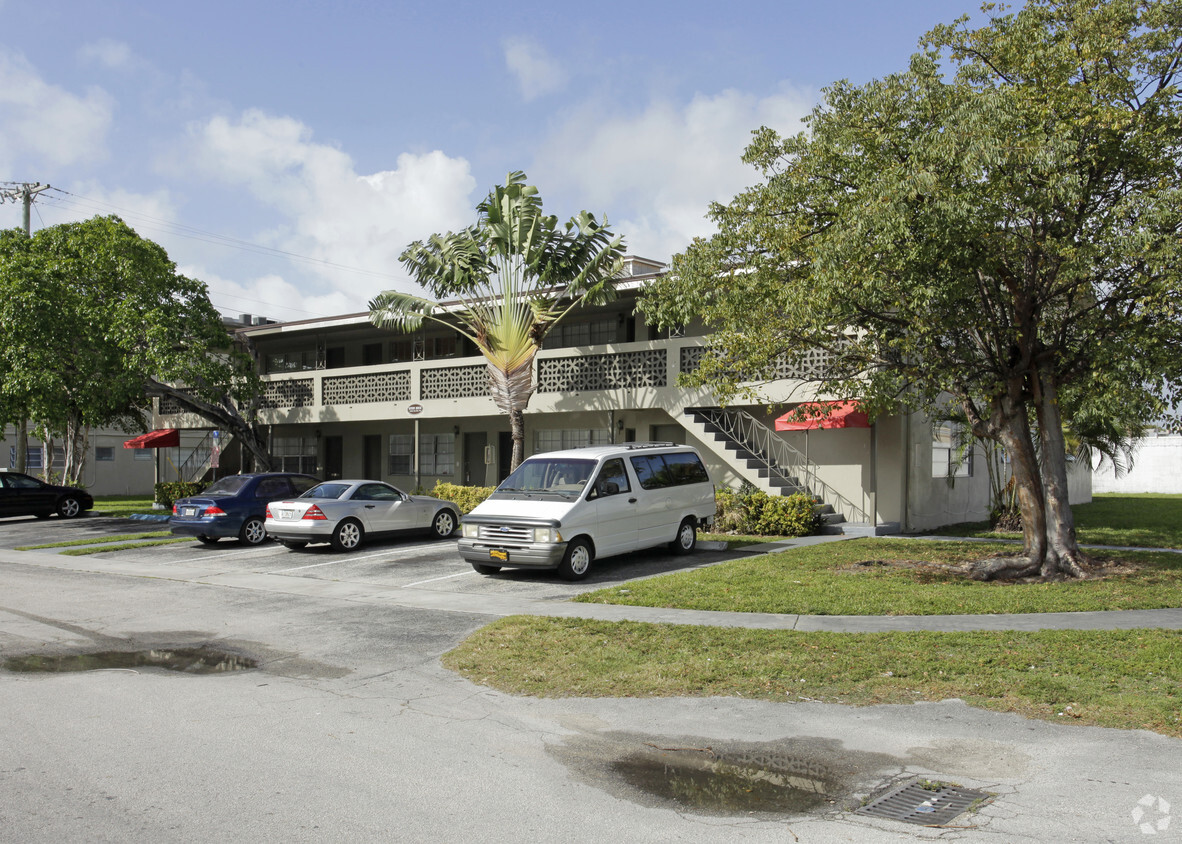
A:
[430,481,496,514]
[714,487,823,537]
[154,481,205,508]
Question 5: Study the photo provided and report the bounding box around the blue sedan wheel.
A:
[239,516,267,545]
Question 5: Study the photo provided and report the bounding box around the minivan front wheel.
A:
[670,518,697,555]
[558,538,593,581]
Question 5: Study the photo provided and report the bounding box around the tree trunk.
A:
[1033,362,1088,578]
[143,379,274,472]
[485,356,536,472]
[14,419,27,472]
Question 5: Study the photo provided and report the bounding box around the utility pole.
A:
[0,182,51,236]
[0,182,51,472]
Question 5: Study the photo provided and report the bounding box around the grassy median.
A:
[443,618,1182,736]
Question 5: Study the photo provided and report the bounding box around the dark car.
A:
[0,470,94,519]
[170,472,320,546]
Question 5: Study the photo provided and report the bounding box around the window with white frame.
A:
[272,436,317,474]
[932,422,973,478]
[388,434,414,474]
[548,319,618,349]
[419,433,454,475]
[534,428,611,453]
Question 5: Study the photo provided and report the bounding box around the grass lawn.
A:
[937,492,1182,548]
[444,618,1182,737]
[575,538,1182,615]
[89,496,164,519]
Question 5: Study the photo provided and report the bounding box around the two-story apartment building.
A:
[154,257,1089,533]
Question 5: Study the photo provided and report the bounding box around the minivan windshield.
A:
[495,458,596,497]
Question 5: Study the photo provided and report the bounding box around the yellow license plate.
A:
[489,549,508,562]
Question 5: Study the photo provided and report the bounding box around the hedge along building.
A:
[153,256,1090,534]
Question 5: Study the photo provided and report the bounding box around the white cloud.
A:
[184,109,478,307]
[531,85,815,262]
[0,49,113,172]
[78,39,135,70]
[181,266,357,324]
[503,36,567,101]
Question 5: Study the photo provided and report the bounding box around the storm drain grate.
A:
[855,779,993,826]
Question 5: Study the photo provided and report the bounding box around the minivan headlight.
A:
[462,523,479,538]
[533,527,562,543]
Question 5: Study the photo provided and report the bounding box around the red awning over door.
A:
[774,401,870,431]
[123,429,180,449]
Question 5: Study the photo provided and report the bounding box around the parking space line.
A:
[401,570,477,588]
[270,548,394,573]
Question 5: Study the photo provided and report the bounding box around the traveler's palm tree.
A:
[369,172,626,470]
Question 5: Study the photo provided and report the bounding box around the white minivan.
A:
[458,442,715,580]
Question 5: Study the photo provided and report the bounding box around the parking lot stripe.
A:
[401,571,477,588]
[271,549,393,573]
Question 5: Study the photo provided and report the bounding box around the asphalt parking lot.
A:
[4,511,1181,842]
[0,511,746,603]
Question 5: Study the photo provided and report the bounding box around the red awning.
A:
[123,429,180,449]
[775,401,870,431]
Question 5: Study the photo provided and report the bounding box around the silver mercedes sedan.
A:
[265,480,460,552]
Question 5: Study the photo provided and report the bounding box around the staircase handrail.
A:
[694,407,871,524]
[178,431,214,483]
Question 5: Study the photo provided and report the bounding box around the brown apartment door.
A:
[324,436,343,480]
[363,435,381,480]
[463,432,487,486]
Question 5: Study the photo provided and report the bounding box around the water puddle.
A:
[552,732,898,816]
[3,647,257,674]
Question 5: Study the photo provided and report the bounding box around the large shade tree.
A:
[641,0,1182,579]
[369,172,627,470]
[0,216,274,479]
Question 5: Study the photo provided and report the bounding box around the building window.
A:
[534,429,611,453]
[388,434,414,475]
[133,448,153,462]
[548,319,618,349]
[932,422,973,478]
[419,433,455,475]
[95,446,115,462]
[272,436,317,474]
[363,343,384,366]
[265,349,317,373]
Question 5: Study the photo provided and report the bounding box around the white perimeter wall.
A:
[1092,435,1182,494]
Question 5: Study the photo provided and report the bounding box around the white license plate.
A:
[277,509,293,520]
[183,507,197,517]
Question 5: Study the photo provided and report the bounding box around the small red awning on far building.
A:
[774,401,870,431]
[123,429,180,449]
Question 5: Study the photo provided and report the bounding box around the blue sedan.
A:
[170,473,320,545]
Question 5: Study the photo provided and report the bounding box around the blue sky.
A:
[1,0,993,323]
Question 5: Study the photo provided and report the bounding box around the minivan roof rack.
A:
[619,441,679,450]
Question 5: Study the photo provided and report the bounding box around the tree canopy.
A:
[640,0,1182,578]
[0,215,271,479]
[370,171,626,470]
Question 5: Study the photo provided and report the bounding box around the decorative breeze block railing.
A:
[681,345,836,381]
[261,378,314,409]
[323,371,412,405]
[538,349,667,393]
[420,364,490,400]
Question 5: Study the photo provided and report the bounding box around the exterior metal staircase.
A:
[682,407,877,535]
[176,430,235,484]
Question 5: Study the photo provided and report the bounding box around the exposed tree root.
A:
[969,552,1094,582]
